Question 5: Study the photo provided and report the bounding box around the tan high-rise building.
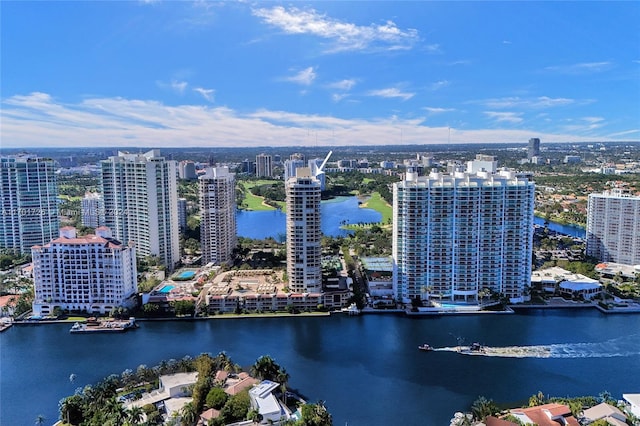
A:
[199,167,237,265]
[256,153,273,178]
[31,227,137,316]
[286,167,322,293]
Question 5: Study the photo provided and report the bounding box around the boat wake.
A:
[434,335,640,359]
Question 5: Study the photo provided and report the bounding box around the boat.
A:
[70,317,138,334]
[418,344,433,351]
[457,342,485,354]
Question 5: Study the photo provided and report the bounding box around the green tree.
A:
[34,414,46,426]
[220,391,251,423]
[250,355,284,382]
[298,401,333,426]
[470,396,498,421]
[206,387,228,409]
[180,401,198,426]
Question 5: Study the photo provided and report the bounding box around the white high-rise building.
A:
[31,227,137,316]
[586,189,640,265]
[101,150,179,269]
[199,167,237,265]
[82,192,105,228]
[392,170,535,305]
[256,154,273,178]
[286,167,322,293]
[0,154,59,254]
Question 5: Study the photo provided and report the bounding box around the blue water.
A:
[2,311,639,425]
[534,216,586,238]
[176,271,196,280]
[236,196,382,240]
[158,285,174,293]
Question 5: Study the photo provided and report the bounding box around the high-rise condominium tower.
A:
[586,189,640,265]
[392,169,535,305]
[82,192,105,228]
[256,154,273,178]
[0,154,59,254]
[100,150,179,269]
[199,167,237,265]
[31,227,137,316]
[528,138,541,160]
[286,167,322,293]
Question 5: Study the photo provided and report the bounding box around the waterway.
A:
[2,311,639,425]
[533,216,586,238]
[237,196,382,241]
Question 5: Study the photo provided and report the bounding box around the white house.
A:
[248,380,288,423]
[623,394,640,419]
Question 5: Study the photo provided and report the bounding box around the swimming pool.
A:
[176,271,196,280]
[158,285,175,293]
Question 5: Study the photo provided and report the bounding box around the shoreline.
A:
[12,302,640,328]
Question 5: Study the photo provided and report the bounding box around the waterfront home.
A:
[248,380,290,423]
[125,372,198,412]
[531,266,602,299]
[508,403,579,426]
[582,402,627,426]
[223,372,259,396]
[623,394,640,418]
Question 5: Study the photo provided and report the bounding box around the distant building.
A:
[564,155,581,164]
[101,150,180,270]
[393,170,534,305]
[241,159,254,174]
[256,153,273,178]
[177,198,187,232]
[527,138,541,161]
[31,227,137,316]
[178,161,197,180]
[199,167,237,265]
[0,154,60,254]
[466,154,497,173]
[81,192,105,228]
[284,159,305,182]
[586,189,640,265]
[286,167,322,293]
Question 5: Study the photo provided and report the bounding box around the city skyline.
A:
[2,2,639,148]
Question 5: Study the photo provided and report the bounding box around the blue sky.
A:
[1,1,639,148]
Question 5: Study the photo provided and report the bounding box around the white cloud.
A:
[332,93,349,102]
[193,87,215,102]
[327,79,356,91]
[253,6,419,52]
[367,88,415,101]
[484,111,523,123]
[544,61,613,74]
[430,80,449,91]
[285,67,317,86]
[479,96,575,109]
[424,107,455,114]
[157,80,189,94]
[1,92,615,149]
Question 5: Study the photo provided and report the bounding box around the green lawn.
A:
[361,192,393,224]
[238,181,285,211]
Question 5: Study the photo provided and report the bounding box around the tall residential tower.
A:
[586,189,640,265]
[31,227,137,316]
[100,150,179,269]
[286,167,322,293]
[392,169,535,305]
[0,154,59,254]
[199,167,237,265]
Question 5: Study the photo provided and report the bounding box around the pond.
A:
[236,196,382,241]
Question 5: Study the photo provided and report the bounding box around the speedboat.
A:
[418,344,433,351]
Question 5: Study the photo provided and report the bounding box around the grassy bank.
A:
[360,192,393,225]
[238,180,285,211]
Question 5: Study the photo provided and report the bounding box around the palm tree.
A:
[180,401,197,426]
[34,414,46,426]
[127,406,144,425]
[250,355,281,381]
[470,396,498,421]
